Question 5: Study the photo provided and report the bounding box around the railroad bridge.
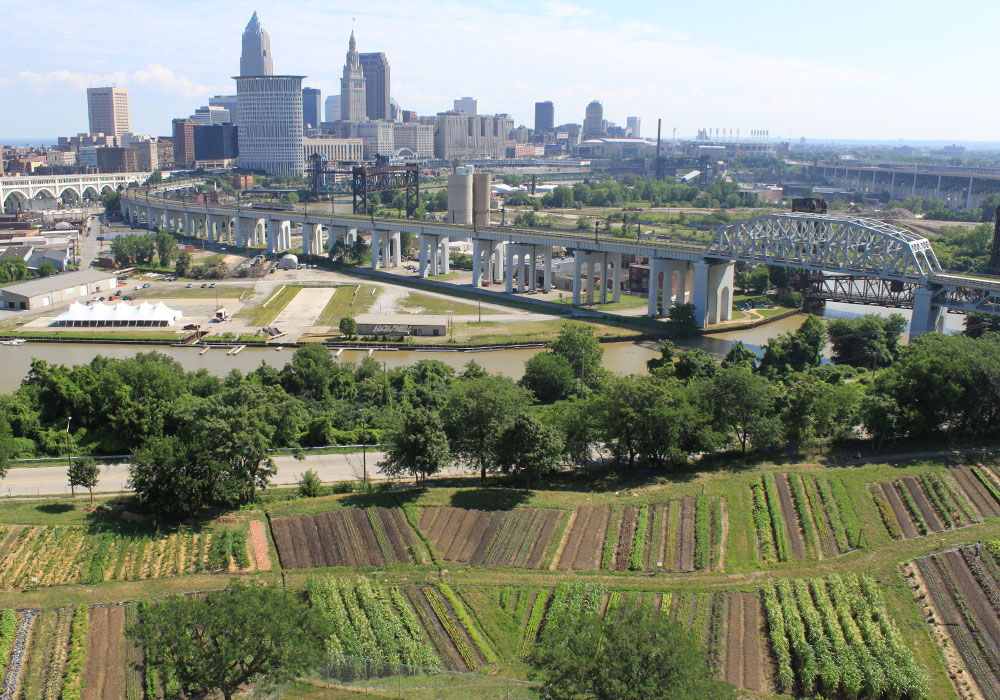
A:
[121,193,1000,339]
[1,172,150,213]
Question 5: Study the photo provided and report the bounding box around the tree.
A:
[494,413,564,489]
[68,456,99,504]
[705,366,782,454]
[129,580,332,700]
[379,407,451,483]
[547,323,604,392]
[174,250,192,277]
[722,341,756,370]
[36,260,58,277]
[298,469,323,497]
[155,231,176,267]
[747,265,770,293]
[531,599,734,700]
[339,315,357,337]
[520,352,576,403]
[576,216,591,230]
[0,414,12,482]
[0,258,29,284]
[440,376,530,482]
[827,313,907,368]
[674,349,717,382]
[668,302,698,336]
[100,190,120,215]
[147,170,162,185]
[758,315,826,376]
[646,340,675,378]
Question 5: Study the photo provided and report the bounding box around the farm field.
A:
[909,545,1000,700]
[270,507,418,569]
[0,524,256,590]
[419,507,562,569]
[871,472,980,540]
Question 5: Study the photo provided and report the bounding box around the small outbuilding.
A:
[354,313,449,337]
[277,253,299,270]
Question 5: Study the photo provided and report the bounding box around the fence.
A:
[245,655,544,700]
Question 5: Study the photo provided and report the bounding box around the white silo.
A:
[447,166,474,224]
[472,172,492,227]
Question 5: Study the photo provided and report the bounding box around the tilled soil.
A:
[809,476,840,557]
[248,520,272,571]
[677,497,696,572]
[557,506,592,570]
[269,509,415,570]
[81,605,125,700]
[773,475,806,560]
[953,466,1000,517]
[579,507,611,570]
[405,587,466,672]
[614,506,638,570]
[882,482,919,539]
[901,476,946,532]
[724,593,744,688]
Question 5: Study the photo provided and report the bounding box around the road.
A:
[0,451,469,498]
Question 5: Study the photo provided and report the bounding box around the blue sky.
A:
[2,0,997,142]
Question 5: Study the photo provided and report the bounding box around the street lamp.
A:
[358,408,367,486]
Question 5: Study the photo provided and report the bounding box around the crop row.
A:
[694,495,711,570]
[762,574,927,699]
[751,482,777,561]
[425,587,478,670]
[872,490,903,539]
[60,606,88,700]
[761,475,790,561]
[0,609,15,662]
[628,505,650,571]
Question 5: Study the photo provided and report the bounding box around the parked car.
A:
[201,283,208,288]
[183,323,201,331]
[209,283,216,288]
[186,283,193,288]
[141,282,151,289]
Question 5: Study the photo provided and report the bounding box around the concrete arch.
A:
[58,186,82,204]
[100,185,114,194]
[33,188,56,200]
[82,186,99,201]
[3,190,29,214]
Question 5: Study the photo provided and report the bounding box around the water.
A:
[0,301,967,393]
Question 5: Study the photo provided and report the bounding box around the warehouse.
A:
[355,313,448,337]
[0,270,117,310]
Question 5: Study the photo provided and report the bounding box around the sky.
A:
[3,0,999,143]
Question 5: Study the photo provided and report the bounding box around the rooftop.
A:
[0,269,115,297]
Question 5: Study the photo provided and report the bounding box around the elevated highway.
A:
[1,172,150,212]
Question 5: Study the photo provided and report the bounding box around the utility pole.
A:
[358,408,367,485]
[65,416,73,496]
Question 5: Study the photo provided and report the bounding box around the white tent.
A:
[53,301,184,327]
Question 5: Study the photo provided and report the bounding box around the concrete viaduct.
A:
[121,193,1000,338]
[1,172,150,213]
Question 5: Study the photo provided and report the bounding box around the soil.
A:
[790,475,824,560]
[313,512,341,568]
[954,466,1000,517]
[902,476,946,532]
[549,509,577,571]
[435,509,469,558]
[431,588,489,669]
[944,550,1000,670]
[248,520,272,571]
[677,497,696,572]
[469,512,504,566]
[809,476,840,557]
[614,506,638,570]
[578,507,610,571]
[724,593,744,688]
[717,498,729,571]
[881,482,920,539]
[773,475,806,560]
[81,605,125,700]
[556,507,590,570]
[742,593,764,693]
[405,587,466,672]
[527,511,560,569]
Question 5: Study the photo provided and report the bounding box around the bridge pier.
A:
[690,261,734,327]
[471,240,506,287]
[910,286,946,338]
[418,235,449,277]
[371,231,401,269]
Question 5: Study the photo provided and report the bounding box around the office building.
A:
[194,124,239,161]
[394,123,434,158]
[359,52,390,121]
[172,118,197,165]
[340,32,367,123]
[156,138,174,169]
[357,121,395,159]
[209,95,238,124]
[433,112,512,160]
[240,11,273,76]
[453,97,477,116]
[235,75,305,176]
[134,140,158,171]
[302,87,322,128]
[583,100,605,137]
[303,136,364,164]
[325,95,341,123]
[534,101,554,133]
[627,116,641,138]
[192,105,231,125]
[95,147,138,173]
[87,87,130,138]
[401,110,419,123]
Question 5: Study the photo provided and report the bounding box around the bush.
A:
[779,290,804,308]
[298,469,323,498]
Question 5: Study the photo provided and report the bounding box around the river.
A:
[0,302,965,393]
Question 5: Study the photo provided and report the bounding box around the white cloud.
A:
[129,65,219,100]
[541,1,593,18]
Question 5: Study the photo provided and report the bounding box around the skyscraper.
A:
[583,100,605,137]
[325,95,341,123]
[302,87,322,128]
[534,101,554,133]
[235,76,305,176]
[359,52,390,121]
[87,87,130,138]
[240,12,273,76]
[209,95,238,125]
[340,32,367,123]
[627,116,641,138]
[453,97,477,115]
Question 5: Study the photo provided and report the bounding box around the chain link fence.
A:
[245,655,544,700]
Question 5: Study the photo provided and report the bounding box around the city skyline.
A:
[3,0,1000,141]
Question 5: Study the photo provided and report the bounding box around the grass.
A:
[397,291,501,317]
[573,292,649,312]
[316,285,380,326]
[238,285,302,326]
[448,318,644,345]
[132,285,251,299]
[426,272,460,281]
[7,330,182,340]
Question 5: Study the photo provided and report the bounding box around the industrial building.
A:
[355,313,448,337]
[0,270,117,310]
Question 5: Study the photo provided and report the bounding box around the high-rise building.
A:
[302,87,322,128]
[192,105,231,125]
[235,75,306,176]
[340,32,367,123]
[583,100,605,137]
[359,52,390,121]
[433,112,512,160]
[171,119,197,165]
[534,101,554,133]
[95,147,138,173]
[357,121,395,159]
[209,95,239,124]
[240,11,273,76]
[453,97,477,116]
[324,95,341,123]
[394,123,435,158]
[193,125,239,161]
[87,87,130,138]
[627,116,641,139]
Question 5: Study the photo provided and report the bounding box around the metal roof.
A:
[0,270,116,297]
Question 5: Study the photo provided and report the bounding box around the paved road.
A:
[0,451,469,498]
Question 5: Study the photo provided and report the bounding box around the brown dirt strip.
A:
[353,509,386,567]
[507,511,538,568]
[469,512,504,567]
[650,593,663,618]
[432,588,488,668]
[430,507,459,542]
[434,508,467,558]
[300,515,327,568]
[902,477,946,532]
[597,591,610,616]
[882,483,920,539]
[390,507,418,549]
[376,508,409,562]
[742,593,764,692]
[725,593,744,688]
[577,507,611,571]
[269,519,296,570]
[406,587,466,672]
[527,511,561,569]
[790,475,823,561]
[284,517,312,568]
[81,605,125,700]
[311,512,341,567]
[717,499,729,571]
[556,507,590,570]
[809,476,840,557]
[677,497,696,572]
[549,509,578,571]
[954,467,1000,517]
[442,510,480,561]
[773,475,806,560]
[461,511,495,563]
[615,506,639,570]
[248,520,272,571]
[944,550,1000,671]
[419,507,438,535]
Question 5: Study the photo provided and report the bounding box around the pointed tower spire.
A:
[240,11,273,76]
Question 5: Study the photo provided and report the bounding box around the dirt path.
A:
[882,483,919,539]
[678,497,696,572]
[902,477,946,532]
[743,593,765,693]
[717,499,729,571]
[774,475,805,560]
[724,593,744,688]
[549,509,577,571]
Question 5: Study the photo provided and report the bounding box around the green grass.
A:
[316,285,380,326]
[397,291,500,316]
[132,285,251,299]
[574,292,649,312]
[8,330,182,341]
[426,272,460,281]
[238,285,302,326]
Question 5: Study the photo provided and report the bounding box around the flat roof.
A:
[0,269,116,298]
[355,313,449,325]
